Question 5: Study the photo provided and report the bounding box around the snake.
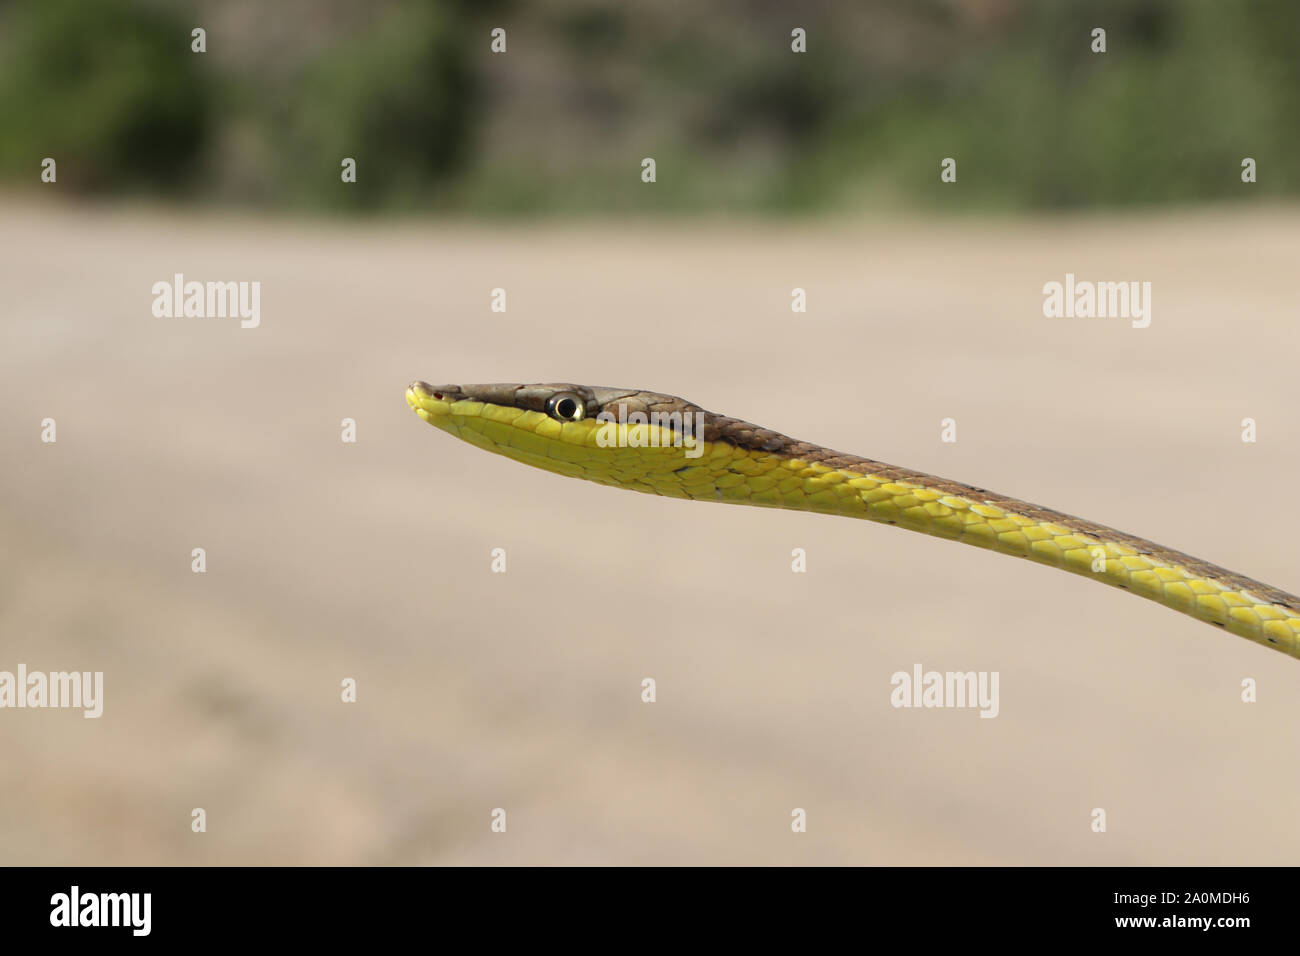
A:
[406,381,1300,661]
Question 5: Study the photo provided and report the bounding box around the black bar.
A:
[0,866,1280,942]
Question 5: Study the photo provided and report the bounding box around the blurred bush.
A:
[272,1,478,209]
[0,0,212,192]
[0,0,1296,213]
[807,0,1300,210]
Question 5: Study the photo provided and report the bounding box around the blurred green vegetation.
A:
[275,2,477,209]
[0,0,1295,214]
[0,0,212,192]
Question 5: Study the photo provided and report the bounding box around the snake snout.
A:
[408,381,465,402]
[407,382,454,421]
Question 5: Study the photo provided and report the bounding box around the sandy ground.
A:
[2,200,1299,865]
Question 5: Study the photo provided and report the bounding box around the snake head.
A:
[405,380,722,490]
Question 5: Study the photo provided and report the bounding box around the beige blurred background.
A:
[3,202,1299,864]
[2,0,1300,864]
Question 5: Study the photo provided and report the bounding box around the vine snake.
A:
[406,381,1300,660]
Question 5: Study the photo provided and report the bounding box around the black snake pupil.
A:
[557,399,576,419]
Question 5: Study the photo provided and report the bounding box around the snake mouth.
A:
[406,381,465,421]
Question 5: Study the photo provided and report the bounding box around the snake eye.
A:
[545,392,586,422]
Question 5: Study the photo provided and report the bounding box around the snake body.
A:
[406,381,1300,660]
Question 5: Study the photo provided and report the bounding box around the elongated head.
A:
[405,381,728,491]
[404,380,863,507]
